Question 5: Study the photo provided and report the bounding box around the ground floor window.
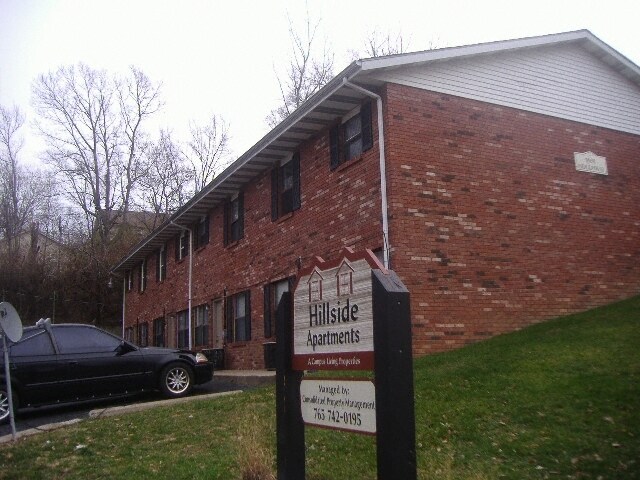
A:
[194,304,209,346]
[226,290,251,342]
[138,322,149,347]
[124,327,134,343]
[177,310,189,348]
[264,278,291,338]
[153,317,165,347]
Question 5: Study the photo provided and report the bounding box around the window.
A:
[175,229,190,261]
[10,330,55,356]
[53,325,121,354]
[138,322,149,347]
[264,278,291,338]
[157,244,167,282]
[177,310,189,348]
[139,259,147,293]
[194,304,209,346]
[194,215,210,249]
[330,101,373,169]
[226,291,251,342]
[126,270,133,292]
[271,154,301,220]
[153,317,165,347]
[124,327,134,343]
[224,192,244,245]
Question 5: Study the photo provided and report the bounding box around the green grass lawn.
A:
[1,296,638,479]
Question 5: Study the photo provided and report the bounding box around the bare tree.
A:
[0,105,49,252]
[266,7,334,128]
[186,114,231,191]
[32,63,162,244]
[139,129,194,217]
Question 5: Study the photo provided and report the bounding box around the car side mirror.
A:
[116,341,136,356]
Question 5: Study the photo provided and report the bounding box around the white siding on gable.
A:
[371,44,640,135]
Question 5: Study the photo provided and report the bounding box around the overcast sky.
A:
[1,0,639,163]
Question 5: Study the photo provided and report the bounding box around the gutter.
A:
[341,78,391,270]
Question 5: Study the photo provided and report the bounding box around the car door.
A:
[51,325,148,400]
[8,329,63,406]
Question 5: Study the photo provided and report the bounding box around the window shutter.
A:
[223,201,229,246]
[175,234,180,260]
[361,101,373,152]
[237,192,244,240]
[292,153,301,211]
[244,290,252,341]
[225,295,233,343]
[271,168,279,221]
[329,125,340,170]
[264,284,272,338]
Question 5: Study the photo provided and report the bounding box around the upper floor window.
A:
[271,154,301,221]
[126,270,133,292]
[194,215,210,249]
[139,259,147,293]
[157,244,167,282]
[330,101,373,169]
[224,192,244,246]
[175,229,190,261]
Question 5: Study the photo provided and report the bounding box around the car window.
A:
[53,326,122,354]
[10,330,55,357]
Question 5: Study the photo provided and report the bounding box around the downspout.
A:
[342,78,390,269]
[171,221,193,350]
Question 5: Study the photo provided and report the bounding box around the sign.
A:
[300,378,376,434]
[574,151,608,175]
[292,248,385,371]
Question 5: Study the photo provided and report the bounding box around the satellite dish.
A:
[0,302,23,343]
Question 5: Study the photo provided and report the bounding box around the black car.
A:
[0,319,213,422]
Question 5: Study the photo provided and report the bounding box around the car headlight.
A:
[195,352,209,364]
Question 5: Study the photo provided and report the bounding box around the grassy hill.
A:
[1,296,638,479]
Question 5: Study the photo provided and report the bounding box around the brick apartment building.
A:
[112,30,640,369]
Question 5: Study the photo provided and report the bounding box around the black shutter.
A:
[225,295,233,343]
[292,153,301,211]
[264,284,272,338]
[361,101,373,152]
[271,167,279,221]
[330,125,340,170]
[175,234,180,260]
[237,192,244,240]
[223,201,229,246]
[245,290,252,341]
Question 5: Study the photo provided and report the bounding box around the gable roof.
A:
[112,30,640,274]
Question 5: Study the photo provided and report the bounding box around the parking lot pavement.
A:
[0,376,263,443]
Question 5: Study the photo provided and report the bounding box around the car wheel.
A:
[0,387,17,425]
[160,363,193,398]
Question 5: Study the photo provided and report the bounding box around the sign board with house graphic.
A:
[292,248,384,371]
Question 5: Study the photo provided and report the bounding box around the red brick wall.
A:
[383,83,640,355]
[124,82,640,368]
[124,104,385,369]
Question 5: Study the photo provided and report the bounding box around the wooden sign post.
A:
[276,248,416,479]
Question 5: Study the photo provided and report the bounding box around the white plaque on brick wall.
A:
[574,151,608,175]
